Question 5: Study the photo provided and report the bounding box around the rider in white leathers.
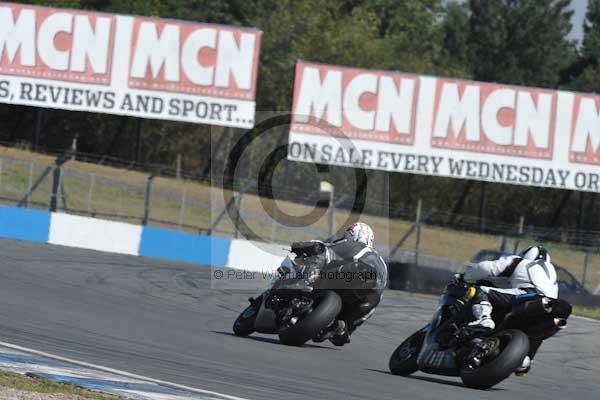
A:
[464,245,558,373]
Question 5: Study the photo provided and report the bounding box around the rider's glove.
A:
[291,241,326,257]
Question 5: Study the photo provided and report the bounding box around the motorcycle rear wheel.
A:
[389,328,426,376]
[278,290,342,346]
[460,329,530,390]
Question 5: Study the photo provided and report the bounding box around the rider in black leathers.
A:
[290,222,388,346]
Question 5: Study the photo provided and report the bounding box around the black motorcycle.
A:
[389,276,572,389]
[232,257,343,346]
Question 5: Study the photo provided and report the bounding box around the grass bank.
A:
[0,370,119,399]
[573,306,600,320]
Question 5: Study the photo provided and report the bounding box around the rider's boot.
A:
[313,320,345,343]
[329,321,350,346]
[468,301,496,330]
[515,356,531,376]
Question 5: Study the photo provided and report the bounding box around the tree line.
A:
[1,0,600,239]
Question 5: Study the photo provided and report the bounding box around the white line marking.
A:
[0,340,248,400]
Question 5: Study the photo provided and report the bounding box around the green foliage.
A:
[2,0,600,234]
[468,0,575,87]
[570,0,600,94]
[440,1,472,78]
[582,0,600,59]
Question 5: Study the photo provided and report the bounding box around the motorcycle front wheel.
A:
[460,329,530,390]
[389,328,426,376]
[278,290,342,346]
[233,299,260,337]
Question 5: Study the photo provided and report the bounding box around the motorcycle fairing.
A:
[254,293,278,334]
[416,292,470,376]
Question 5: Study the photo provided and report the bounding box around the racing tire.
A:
[233,302,259,337]
[278,290,342,346]
[389,328,426,376]
[460,329,530,390]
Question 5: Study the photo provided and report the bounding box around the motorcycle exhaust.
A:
[554,318,567,329]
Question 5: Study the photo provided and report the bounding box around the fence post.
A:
[49,165,62,212]
[582,250,590,289]
[577,192,585,246]
[479,182,487,233]
[135,118,144,164]
[234,191,244,238]
[178,187,187,230]
[142,175,154,225]
[33,108,43,151]
[319,181,335,239]
[176,154,182,180]
[414,199,422,266]
[499,236,507,252]
[117,190,123,217]
[87,174,95,214]
[71,135,78,161]
[513,216,525,253]
[26,162,34,208]
[48,155,70,212]
[59,172,68,210]
[0,158,3,194]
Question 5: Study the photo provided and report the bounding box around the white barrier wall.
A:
[227,240,289,272]
[0,205,289,269]
[49,213,142,255]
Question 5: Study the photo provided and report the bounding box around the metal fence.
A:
[0,153,598,292]
[0,155,330,242]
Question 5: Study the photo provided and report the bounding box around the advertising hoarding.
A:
[0,3,261,127]
[289,61,600,192]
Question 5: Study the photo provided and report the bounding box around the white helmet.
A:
[520,245,551,264]
[344,222,374,248]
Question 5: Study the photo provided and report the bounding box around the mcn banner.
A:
[0,3,261,128]
[289,61,600,193]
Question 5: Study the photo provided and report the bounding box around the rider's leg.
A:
[528,338,543,359]
[469,287,526,330]
[515,338,542,374]
[312,319,346,342]
[327,292,382,346]
[339,291,382,334]
[471,287,534,373]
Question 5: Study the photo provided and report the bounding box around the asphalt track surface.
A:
[0,238,598,400]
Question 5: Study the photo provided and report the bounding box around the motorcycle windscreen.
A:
[527,261,558,299]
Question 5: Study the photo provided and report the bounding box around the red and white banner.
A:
[289,61,600,193]
[0,3,261,127]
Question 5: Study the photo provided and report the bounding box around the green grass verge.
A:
[573,306,600,320]
[0,370,120,399]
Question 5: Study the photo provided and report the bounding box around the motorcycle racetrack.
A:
[0,237,597,400]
